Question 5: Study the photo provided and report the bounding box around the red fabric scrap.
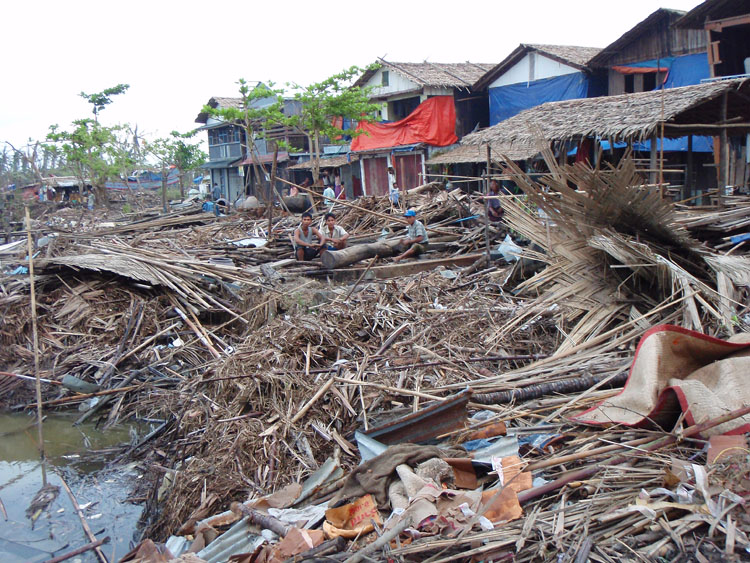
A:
[351,96,458,152]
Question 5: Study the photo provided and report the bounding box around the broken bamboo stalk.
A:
[343,256,378,301]
[173,306,221,359]
[290,377,335,424]
[25,205,47,486]
[42,537,110,563]
[281,535,346,563]
[58,474,108,563]
[519,403,750,505]
[75,369,142,425]
[230,502,290,536]
[344,515,412,563]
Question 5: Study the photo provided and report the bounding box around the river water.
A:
[0,413,145,562]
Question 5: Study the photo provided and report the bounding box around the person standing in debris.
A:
[389,181,400,209]
[212,183,222,202]
[336,181,346,200]
[487,180,504,222]
[293,211,324,261]
[321,212,349,251]
[87,190,95,210]
[393,209,428,263]
[333,170,342,196]
[322,183,336,206]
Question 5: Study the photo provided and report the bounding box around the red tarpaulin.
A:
[350,96,458,152]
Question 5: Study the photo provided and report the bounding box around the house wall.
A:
[367,68,421,98]
[600,27,706,66]
[489,53,580,88]
[361,156,389,196]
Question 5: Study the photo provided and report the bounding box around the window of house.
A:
[381,71,389,87]
[643,72,656,92]
[624,74,635,94]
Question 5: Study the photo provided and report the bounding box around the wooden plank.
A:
[308,253,484,282]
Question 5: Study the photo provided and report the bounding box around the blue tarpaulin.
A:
[489,72,589,125]
[569,135,713,155]
[663,53,710,89]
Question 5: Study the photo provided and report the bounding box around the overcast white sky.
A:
[2,0,702,151]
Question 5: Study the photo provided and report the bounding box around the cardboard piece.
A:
[324,494,381,539]
[443,458,479,489]
[481,487,523,524]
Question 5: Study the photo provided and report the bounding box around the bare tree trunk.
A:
[161,165,168,214]
[311,133,320,183]
[268,147,279,239]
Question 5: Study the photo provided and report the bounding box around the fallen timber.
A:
[320,239,402,269]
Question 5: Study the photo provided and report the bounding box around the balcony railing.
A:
[209,143,243,161]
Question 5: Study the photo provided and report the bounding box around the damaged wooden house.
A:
[427,43,602,186]
[349,59,495,195]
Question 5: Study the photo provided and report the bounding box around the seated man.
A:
[321,212,349,251]
[293,212,324,261]
[393,209,429,263]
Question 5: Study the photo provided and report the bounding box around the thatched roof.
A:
[674,0,747,29]
[588,8,687,67]
[426,140,542,165]
[289,155,358,170]
[462,79,750,145]
[473,44,601,90]
[354,59,494,90]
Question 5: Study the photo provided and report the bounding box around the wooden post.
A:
[720,91,729,208]
[25,206,46,485]
[649,132,658,186]
[484,144,491,262]
[687,135,694,199]
[268,147,279,239]
[161,166,168,214]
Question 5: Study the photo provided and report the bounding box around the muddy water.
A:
[0,413,145,562]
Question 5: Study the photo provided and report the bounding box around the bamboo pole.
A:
[42,537,110,563]
[58,474,108,563]
[484,144,491,262]
[25,205,47,485]
[519,403,750,505]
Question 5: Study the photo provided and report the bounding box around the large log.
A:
[283,195,313,213]
[321,240,402,269]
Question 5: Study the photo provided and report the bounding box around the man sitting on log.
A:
[321,212,349,251]
[293,212,325,261]
[393,209,429,263]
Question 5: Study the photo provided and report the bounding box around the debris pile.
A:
[2,160,750,561]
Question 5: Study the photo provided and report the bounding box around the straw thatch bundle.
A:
[463,78,750,145]
[492,152,750,354]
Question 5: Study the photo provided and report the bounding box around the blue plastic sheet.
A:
[663,53,710,89]
[489,72,589,125]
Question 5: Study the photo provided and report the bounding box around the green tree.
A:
[286,65,381,183]
[46,120,135,208]
[169,130,207,197]
[201,79,287,199]
[80,84,130,121]
[45,85,136,208]
[145,132,207,212]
